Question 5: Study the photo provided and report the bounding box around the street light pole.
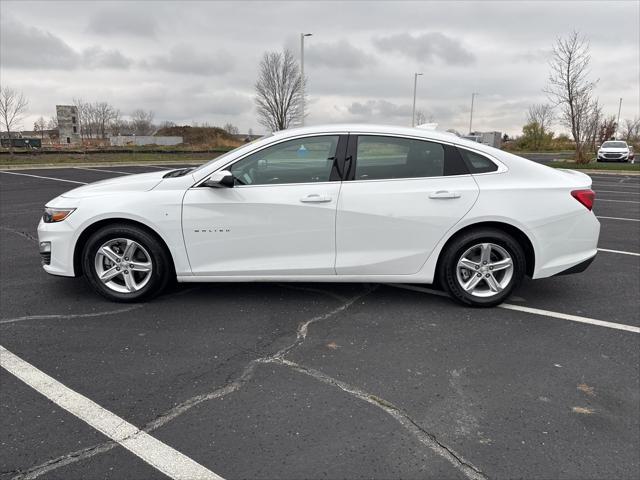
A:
[616,97,623,139]
[300,33,312,127]
[411,73,423,127]
[469,92,479,134]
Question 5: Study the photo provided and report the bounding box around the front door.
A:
[335,134,479,275]
[182,135,345,276]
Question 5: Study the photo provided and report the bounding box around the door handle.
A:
[428,190,461,199]
[300,194,332,203]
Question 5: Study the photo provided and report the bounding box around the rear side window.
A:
[354,136,446,180]
[458,148,498,174]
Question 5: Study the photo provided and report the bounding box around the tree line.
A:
[509,31,639,158]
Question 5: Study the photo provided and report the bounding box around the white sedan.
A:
[38,124,600,307]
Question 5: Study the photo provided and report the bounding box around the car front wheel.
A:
[82,224,172,302]
[439,228,526,307]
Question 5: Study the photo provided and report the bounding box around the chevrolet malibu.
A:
[38,124,600,307]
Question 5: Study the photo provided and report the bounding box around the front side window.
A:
[354,136,445,180]
[230,135,339,185]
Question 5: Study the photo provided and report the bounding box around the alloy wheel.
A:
[455,242,514,298]
[94,238,153,294]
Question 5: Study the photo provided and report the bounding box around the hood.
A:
[599,147,629,152]
[61,170,170,198]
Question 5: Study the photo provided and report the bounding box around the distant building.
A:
[110,135,183,146]
[463,131,502,148]
[56,105,81,145]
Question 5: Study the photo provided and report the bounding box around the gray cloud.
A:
[305,40,376,70]
[1,17,132,70]
[1,18,78,69]
[512,49,552,63]
[82,47,133,69]
[347,100,413,121]
[143,45,234,76]
[87,8,157,37]
[374,32,476,65]
[2,1,638,136]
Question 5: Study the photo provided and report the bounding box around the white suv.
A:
[597,141,633,162]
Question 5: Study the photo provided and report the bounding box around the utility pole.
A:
[411,73,423,127]
[616,97,623,139]
[300,33,312,126]
[469,92,479,134]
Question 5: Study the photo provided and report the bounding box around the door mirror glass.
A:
[203,170,234,188]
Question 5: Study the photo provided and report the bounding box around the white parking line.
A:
[498,304,640,333]
[388,284,640,333]
[598,248,640,257]
[592,183,640,189]
[597,199,640,204]
[596,216,640,222]
[594,190,640,194]
[74,167,133,175]
[0,171,87,185]
[0,345,224,480]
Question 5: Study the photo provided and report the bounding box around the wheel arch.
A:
[435,221,535,278]
[73,218,176,277]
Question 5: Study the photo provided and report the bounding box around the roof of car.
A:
[272,124,462,143]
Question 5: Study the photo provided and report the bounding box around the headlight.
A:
[43,207,75,223]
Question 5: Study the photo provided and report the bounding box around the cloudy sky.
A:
[1,0,638,136]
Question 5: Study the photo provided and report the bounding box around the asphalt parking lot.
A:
[1,164,638,480]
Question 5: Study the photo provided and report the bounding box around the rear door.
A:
[335,134,479,275]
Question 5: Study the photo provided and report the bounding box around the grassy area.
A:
[0,151,227,167]
[547,161,640,172]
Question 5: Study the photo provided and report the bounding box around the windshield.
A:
[601,141,627,148]
[190,135,270,175]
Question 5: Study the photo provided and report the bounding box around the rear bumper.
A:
[552,253,596,276]
[531,211,600,279]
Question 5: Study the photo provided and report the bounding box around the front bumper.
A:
[598,154,629,162]
[37,218,77,277]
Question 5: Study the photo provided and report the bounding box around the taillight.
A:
[571,189,595,210]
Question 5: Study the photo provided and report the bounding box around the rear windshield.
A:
[602,141,627,148]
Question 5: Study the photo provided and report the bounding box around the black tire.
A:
[82,224,173,302]
[438,228,526,307]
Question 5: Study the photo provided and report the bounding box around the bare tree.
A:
[131,109,155,135]
[92,102,117,139]
[33,116,47,139]
[73,98,89,139]
[255,49,305,132]
[223,123,239,135]
[544,31,598,163]
[584,99,602,151]
[47,116,58,130]
[597,115,617,145]
[0,86,29,154]
[526,104,554,150]
[622,118,640,142]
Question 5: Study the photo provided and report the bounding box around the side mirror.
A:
[596,144,601,149]
[203,170,234,188]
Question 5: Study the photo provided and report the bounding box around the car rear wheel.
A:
[82,224,172,302]
[439,228,526,307]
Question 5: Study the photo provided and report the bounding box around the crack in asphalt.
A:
[0,226,38,243]
[263,358,488,480]
[8,284,487,480]
[0,306,144,325]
